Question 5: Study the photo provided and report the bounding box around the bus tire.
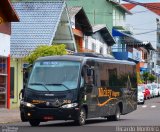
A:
[20,112,27,122]
[107,106,120,121]
[74,108,86,126]
[29,120,40,126]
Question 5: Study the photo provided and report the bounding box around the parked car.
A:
[138,86,145,104]
[139,84,150,99]
[158,84,160,96]
[147,84,154,98]
[151,83,159,97]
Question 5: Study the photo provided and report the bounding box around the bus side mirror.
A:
[19,89,24,99]
[23,64,33,78]
[86,68,95,85]
[24,70,28,78]
[23,64,33,89]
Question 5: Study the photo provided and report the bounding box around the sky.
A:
[121,0,160,49]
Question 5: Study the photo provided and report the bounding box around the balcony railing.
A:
[111,47,133,52]
[79,48,94,53]
[112,47,142,62]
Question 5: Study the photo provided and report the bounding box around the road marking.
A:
[142,105,147,108]
[151,105,156,108]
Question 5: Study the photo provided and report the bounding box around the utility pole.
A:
[93,9,95,24]
[156,18,160,83]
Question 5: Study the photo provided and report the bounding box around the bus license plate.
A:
[43,116,54,120]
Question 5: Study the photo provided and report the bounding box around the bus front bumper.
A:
[20,106,80,121]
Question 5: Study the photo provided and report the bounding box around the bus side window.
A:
[82,65,95,86]
[86,70,95,86]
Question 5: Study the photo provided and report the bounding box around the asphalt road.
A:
[1,97,160,132]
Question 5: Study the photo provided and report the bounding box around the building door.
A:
[75,35,83,52]
[0,57,7,108]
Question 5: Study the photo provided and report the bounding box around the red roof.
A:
[143,3,160,15]
[110,1,132,14]
[122,3,136,10]
[0,0,19,22]
[122,2,160,16]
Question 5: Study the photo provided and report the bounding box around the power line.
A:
[129,21,155,26]
[133,28,157,30]
[131,9,150,14]
[134,29,157,35]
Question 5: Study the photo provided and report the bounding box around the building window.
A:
[152,62,154,68]
[92,43,96,52]
[0,57,7,108]
[144,53,147,60]
[85,38,88,49]
[100,47,103,54]
[158,34,160,43]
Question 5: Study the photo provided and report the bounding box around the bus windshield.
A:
[27,61,81,92]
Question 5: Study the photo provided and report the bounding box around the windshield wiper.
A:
[29,83,50,92]
[46,83,71,91]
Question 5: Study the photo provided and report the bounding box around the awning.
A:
[112,28,143,45]
[112,29,155,51]
[112,28,130,37]
[140,67,148,72]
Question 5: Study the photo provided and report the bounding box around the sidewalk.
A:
[0,109,21,124]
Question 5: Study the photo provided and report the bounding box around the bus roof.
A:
[36,55,136,65]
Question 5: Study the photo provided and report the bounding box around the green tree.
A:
[142,72,149,83]
[148,74,156,83]
[24,44,67,64]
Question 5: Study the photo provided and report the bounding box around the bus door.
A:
[96,63,110,117]
[82,65,98,118]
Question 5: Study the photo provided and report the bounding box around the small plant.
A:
[137,72,144,84]
[142,72,156,83]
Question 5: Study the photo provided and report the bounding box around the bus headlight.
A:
[61,103,78,108]
[21,101,35,108]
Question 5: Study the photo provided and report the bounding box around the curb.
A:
[0,120,21,124]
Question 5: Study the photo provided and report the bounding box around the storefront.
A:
[0,57,8,108]
[0,30,11,109]
[0,32,11,109]
[0,0,19,109]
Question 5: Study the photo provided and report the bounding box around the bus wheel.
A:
[75,108,86,126]
[20,112,27,122]
[29,120,40,126]
[108,106,120,121]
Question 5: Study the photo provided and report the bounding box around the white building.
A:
[123,2,160,81]
[84,25,115,56]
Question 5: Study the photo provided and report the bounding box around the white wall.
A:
[0,33,10,57]
[125,5,159,49]
[84,36,110,55]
